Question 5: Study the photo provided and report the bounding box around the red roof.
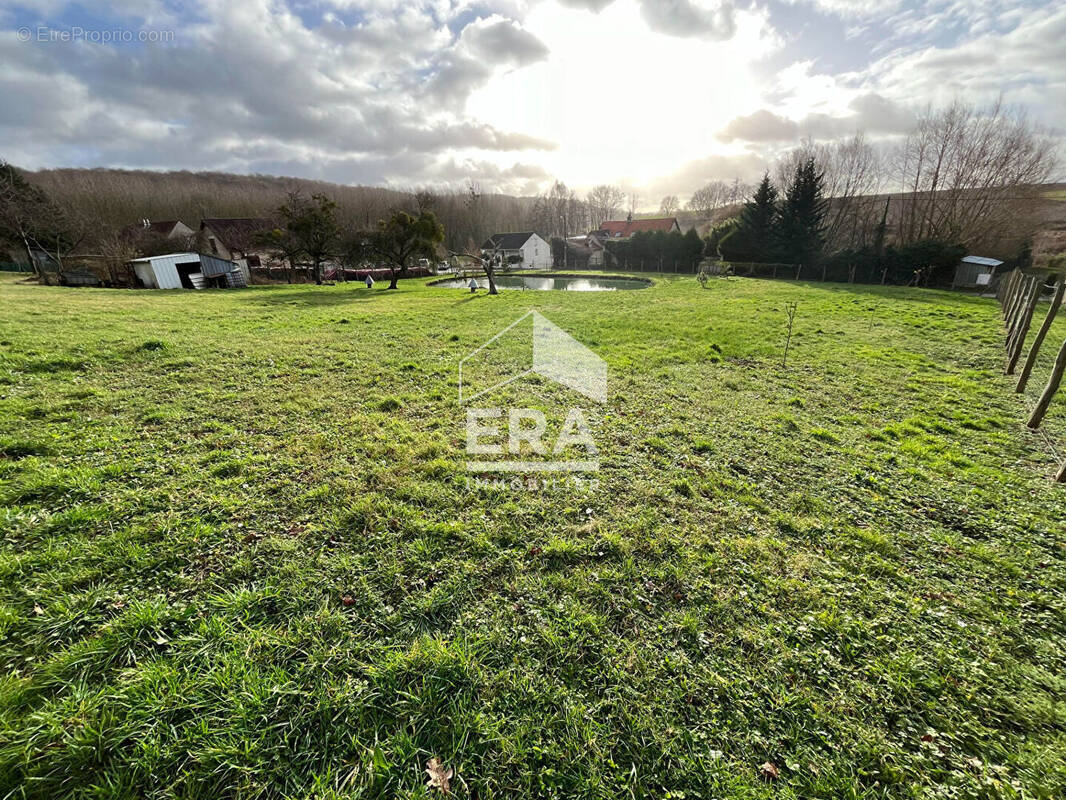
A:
[596,217,679,238]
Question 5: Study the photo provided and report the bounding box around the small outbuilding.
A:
[130,252,247,290]
[953,255,1003,289]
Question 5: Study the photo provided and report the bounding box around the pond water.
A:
[432,275,649,291]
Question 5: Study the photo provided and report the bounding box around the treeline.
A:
[705,101,1058,285]
[17,167,537,253]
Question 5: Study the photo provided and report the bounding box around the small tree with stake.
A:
[369,210,444,290]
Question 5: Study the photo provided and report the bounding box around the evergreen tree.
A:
[776,158,827,268]
[719,173,778,263]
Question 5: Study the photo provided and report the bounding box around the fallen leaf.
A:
[33,604,44,615]
[425,757,453,794]
[760,762,779,780]
[341,595,355,607]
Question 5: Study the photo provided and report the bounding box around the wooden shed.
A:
[953,255,1003,289]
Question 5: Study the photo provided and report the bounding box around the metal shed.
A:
[130,252,244,290]
[953,255,1003,289]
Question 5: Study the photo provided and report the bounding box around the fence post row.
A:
[996,268,1065,482]
[1017,274,1066,393]
[1006,277,1041,373]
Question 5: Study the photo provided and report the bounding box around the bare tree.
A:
[895,99,1058,251]
[776,134,885,251]
[0,160,88,283]
[659,195,680,215]
[587,184,625,227]
[687,180,729,217]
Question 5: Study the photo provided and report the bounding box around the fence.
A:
[996,268,1066,482]
[0,262,29,272]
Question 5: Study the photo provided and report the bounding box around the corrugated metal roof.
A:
[129,252,200,263]
[961,255,1004,267]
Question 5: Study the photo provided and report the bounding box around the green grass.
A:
[0,272,1064,799]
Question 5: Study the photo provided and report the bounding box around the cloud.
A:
[717,92,916,142]
[718,109,800,142]
[641,0,736,39]
[559,0,737,39]
[424,15,550,104]
[0,1,555,192]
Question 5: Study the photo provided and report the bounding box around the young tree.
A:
[279,192,339,284]
[776,158,827,268]
[369,210,445,290]
[719,173,779,263]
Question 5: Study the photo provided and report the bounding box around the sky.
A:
[1,0,1063,203]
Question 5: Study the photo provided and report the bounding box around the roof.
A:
[129,252,238,275]
[200,218,272,248]
[488,231,545,250]
[596,217,679,238]
[961,255,1004,267]
[122,220,190,238]
[481,232,539,251]
[130,252,200,263]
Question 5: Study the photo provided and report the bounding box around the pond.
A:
[431,274,650,292]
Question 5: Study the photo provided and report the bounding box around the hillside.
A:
[19,167,538,252]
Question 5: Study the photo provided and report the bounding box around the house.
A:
[592,215,680,241]
[480,232,551,270]
[953,255,1003,289]
[199,218,271,280]
[123,219,195,241]
[129,252,247,290]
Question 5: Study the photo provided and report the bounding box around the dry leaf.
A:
[760,762,779,780]
[33,604,44,615]
[341,595,355,607]
[425,757,453,794]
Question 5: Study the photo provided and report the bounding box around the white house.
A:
[130,252,247,290]
[480,232,552,270]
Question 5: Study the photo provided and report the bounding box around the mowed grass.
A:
[0,272,1064,799]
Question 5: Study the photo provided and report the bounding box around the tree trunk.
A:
[388,268,398,290]
[486,266,498,295]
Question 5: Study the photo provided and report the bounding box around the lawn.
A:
[0,272,1063,799]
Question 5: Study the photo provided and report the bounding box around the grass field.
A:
[0,272,1064,799]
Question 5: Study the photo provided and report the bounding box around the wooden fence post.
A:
[1017,274,1066,392]
[999,269,1015,311]
[1003,269,1022,317]
[1027,336,1066,429]
[1005,274,1027,329]
[1007,278,1040,370]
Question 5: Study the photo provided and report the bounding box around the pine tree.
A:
[719,173,778,263]
[776,158,827,268]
